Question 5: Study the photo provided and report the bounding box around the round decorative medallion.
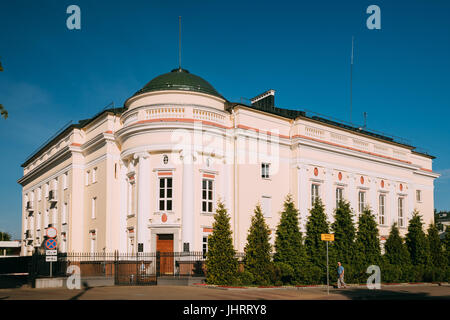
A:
[400,184,403,191]
[338,172,343,181]
[163,155,169,165]
[381,180,385,188]
[360,176,364,184]
[314,167,319,176]
[161,213,168,223]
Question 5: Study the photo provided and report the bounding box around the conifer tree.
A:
[331,200,356,266]
[443,226,450,266]
[354,207,381,277]
[305,198,330,281]
[405,210,430,266]
[384,222,411,266]
[273,194,307,283]
[205,200,238,285]
[427,223,445,268]
[243,204,272,285]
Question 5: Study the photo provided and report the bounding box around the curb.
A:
[191,282,450,290]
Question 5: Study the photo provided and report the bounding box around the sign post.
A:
[45,228,58,277]
[321,234,335,295]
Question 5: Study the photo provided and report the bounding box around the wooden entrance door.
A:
[156,234,174,275]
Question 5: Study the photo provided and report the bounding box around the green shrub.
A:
[380,263,402,283]
[236,270,255,286]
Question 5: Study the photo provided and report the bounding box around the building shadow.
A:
[333,287,450,300]
[0,275,29,289]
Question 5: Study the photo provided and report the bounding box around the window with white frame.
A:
[91,197,96,219]
[379,194,386,225]
[202,179,214,213]
[159,177,173,211]
[261,196,272,217]
[202,235,209,258]
[336,188,343,207]
[358,191,366,214]
[311,184,320,206]
[261,163,270,179]
[92,167,97,183]
[398,197,404,227]
[416,190,422,202]
[85,171,90,186]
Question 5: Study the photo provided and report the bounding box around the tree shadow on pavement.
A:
[334,287,450,300]
[69,282,92,300]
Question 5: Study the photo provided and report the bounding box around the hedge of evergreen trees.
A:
[205,197,450,286]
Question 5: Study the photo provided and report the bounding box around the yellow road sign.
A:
[321,234,335,241]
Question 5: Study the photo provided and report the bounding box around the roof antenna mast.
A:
[178,16,182,70]
[350,36,354,125]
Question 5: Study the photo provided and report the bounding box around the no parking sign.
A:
[45,238,57,250]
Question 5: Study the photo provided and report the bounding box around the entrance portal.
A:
[156,234,174,275]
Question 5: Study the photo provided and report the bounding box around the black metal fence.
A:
[28,251,245,286]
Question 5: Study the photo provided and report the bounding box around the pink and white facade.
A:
[18,68,440,255]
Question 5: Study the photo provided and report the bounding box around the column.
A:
[324,169,334,223]
[370,177,377,214]
[181,149,196,252]
[222,159,231,211]
[135,152,150,252]
[119,160,128,253]
[389,182,396,226]
[348,173,357,223]
[407,183,414,221]
[297,164,308,233]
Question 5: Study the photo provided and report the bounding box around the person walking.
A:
[337,262,347,288]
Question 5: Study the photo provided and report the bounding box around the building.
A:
[18,67,440,256]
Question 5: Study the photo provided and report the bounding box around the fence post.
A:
[114,250,118,285]
[156,251,160,277]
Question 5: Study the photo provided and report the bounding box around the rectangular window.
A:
[202,179,214,213]
[92,167,97,183]
[358,191,366,214]
[202,236,208,258]
[159,177,173,211]
[416,190,422,202]
[261,163,270,179]
[398,197,404,227]
[311,184,320,206]
[336,188,343,207]
[261,196,272,217]
[379,194,386,225]
[91,197,96,219]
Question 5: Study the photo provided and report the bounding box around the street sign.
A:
[46,250,57,256]
[321,234,335,241]
[46,227,57,238]
[45,238,58,250]
[46,256,57,262]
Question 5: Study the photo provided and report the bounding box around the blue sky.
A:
[0,0,449,239]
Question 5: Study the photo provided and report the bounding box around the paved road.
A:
[0,285,449,300]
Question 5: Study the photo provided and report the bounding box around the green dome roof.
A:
[133,68,223,99]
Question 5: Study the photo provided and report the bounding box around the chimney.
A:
[251,90,275,109]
